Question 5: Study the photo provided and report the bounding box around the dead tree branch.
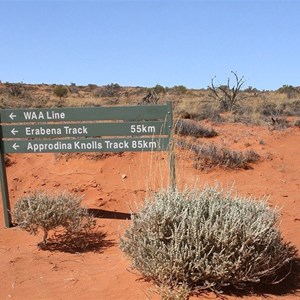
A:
[208,71,246,111]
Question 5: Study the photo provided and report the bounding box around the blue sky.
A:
[0,1,299,90]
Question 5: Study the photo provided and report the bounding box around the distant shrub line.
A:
[1,81,300,128]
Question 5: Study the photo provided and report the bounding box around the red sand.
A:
[0,123,299,300]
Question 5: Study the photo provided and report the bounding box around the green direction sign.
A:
[0,103,175,228]
[1,121,169,139]
[1,137,170,153]
[0,105,171,123]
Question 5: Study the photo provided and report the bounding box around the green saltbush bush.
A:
[120,186,297,296]
[13,191,95,245]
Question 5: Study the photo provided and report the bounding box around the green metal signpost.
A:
[0,103,175,227]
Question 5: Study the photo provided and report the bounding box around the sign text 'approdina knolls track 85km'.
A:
[0,104,172,153]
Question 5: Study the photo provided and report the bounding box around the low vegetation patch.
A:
[177,140,259,169]
[53,85,68,100]
[294,119,300,127]
[174,119,217,138]
[120,186,297,297]
[13,191,95,247]
[269,117,290,131]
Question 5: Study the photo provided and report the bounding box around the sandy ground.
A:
[0,123,299,300]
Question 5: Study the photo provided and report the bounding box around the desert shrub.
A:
[53,85,68,100]
[120,186,297,296]
[85,83,98,92]
[2,82,24,97]
[31,95,51,108]
[257,102,278,117]
[177,141,260,169]
[278,99,300,116]
[174,119,217,138]
[156,284,190,300]
[172,85,187,95]
[13,191,95,245]
[197,104,224,123]
[269,117,290,131]
[0,94,36,109]
[243,86,259,93]
[233,102,254,116]
[153,84,166,94]
[294,119,300,127]
[98,83,121,97]
[139,89,160,105]
[93,87,104,97]
[277,85,299,99]
[69,82,79,94]
[230,112,264,126]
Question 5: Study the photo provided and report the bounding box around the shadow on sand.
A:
[39,230,115,254]
[39,208,131,253]
[87,208,131,220]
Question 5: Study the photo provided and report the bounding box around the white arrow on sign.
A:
[11,128,18,135]
[9,113,16,120]
[12,143,20,150]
